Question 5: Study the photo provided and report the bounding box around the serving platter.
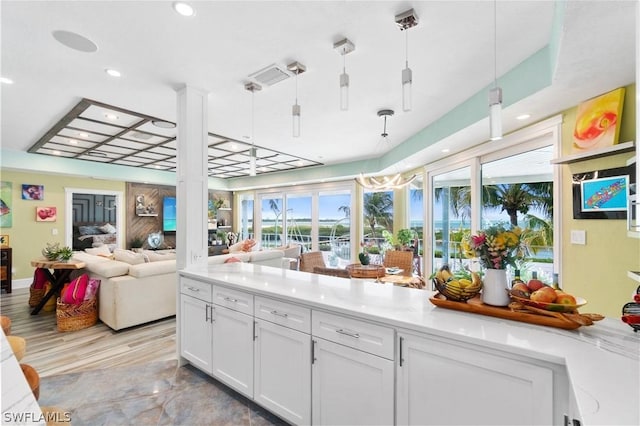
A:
[429,293,601,330]
[510,294,587,313]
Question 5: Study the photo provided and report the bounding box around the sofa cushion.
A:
[128,259,176,278]
[114,249,145,265]
[85,245,112,257]
[208,253,250,265]
[144,250,177,262]
[73,251,111,264]
[84,278,101,301]
[85,259,130,278]
[78,225,101,236]
[61,274,89,304]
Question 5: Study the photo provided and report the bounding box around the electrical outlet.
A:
[570,230,586,245]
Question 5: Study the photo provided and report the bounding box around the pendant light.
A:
[287,61,306,137]
[356,109,417,191]
[489,0,503,140]
[244,82,261,176]
[334,38,355,111]
[395,9,419,112]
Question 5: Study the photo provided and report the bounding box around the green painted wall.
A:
[0,170,125,282]
[560,84,639,318]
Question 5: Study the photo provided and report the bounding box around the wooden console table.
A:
[1,247,12,293]
[30,258,85,315]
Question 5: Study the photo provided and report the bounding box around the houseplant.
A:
[130,236,145,252]
[42,242,60,260]
[56,246,73,262]
[396,229,414,249]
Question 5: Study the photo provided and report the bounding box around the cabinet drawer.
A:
[255,296,311,334]
[212,285,253,315]
[312,311,394,360]
[180,277,212,302]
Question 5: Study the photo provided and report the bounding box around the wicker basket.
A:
[346,264,386,279]
[56,297,98,332]
[28,285,45,308]
[433,278,482,302]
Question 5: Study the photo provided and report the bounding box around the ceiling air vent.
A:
[248,64,290,86]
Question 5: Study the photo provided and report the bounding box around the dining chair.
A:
[383,250,414,277]
[299,251,327,273]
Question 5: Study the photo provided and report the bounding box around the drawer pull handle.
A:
[187,286,200,292]
[336,329,360,339]
[270,310,289,318]
[224,297,238,303]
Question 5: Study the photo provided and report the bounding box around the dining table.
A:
[30,258,86,315]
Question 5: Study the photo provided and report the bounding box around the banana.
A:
[441,269,453,282]
[459,279,472,288]
[471,272,481,287]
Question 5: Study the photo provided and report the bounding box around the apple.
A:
[527,278,546,291]
[511,283,530,297]
[555,292,577,305]
[530,286,557,303]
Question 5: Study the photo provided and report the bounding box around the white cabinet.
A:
[254,318,311,425]
[396,331,554,425]
[211,304,254,399]
[312,338,394,425]
[311,311,395,426]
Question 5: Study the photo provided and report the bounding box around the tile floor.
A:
[38,359,288,425]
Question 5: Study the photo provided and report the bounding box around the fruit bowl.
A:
[510,294,587,313]
[433,278,482,302]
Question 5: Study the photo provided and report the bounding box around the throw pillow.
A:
[99,223,117,234]
[61,274,89,304]
[78,225,101,236]
[32,268,50,290]
[228,241,245,253]
[83,278,101,300]
[85,245,112,257]
[241,239,257,252]
[113,248,145,265]
[224,257,242,263]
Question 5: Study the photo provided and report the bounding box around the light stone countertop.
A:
[180,262,640,426]
[1,330,44,425]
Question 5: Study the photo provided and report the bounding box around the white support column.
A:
[176,85,209,270]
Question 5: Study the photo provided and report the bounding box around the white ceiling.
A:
[0,1,636,186]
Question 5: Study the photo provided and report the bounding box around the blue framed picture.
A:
[580,175,628,212]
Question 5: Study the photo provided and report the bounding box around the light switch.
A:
[570,229,586,245]
[51,228,58,235]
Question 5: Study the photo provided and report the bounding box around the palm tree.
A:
[268,199,282,246]
[363,191,393,241]
[483,182,552,227]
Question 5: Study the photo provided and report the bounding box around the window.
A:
[362,189,394,264]
[237,193,254,241]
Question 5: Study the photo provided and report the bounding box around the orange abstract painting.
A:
[572,87,625,153]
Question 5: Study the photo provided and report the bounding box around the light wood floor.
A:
[1,288,177,378]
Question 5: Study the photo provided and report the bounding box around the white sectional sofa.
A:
[72,248,288,330]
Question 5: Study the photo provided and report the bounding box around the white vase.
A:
[481,269,511,306]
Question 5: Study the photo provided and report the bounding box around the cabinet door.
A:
[312,338,394,426]
[211,305,254,398]
[396,332,553,425]
[254,319,311,425]
[180,295,213,374]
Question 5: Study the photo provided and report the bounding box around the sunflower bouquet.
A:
[462,225,527,270]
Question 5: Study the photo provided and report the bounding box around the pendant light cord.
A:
[251,90,255,147]
[405,30,409,68]
[493,0,497,88]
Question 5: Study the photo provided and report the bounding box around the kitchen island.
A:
[178,262,639,425]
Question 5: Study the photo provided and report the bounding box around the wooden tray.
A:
[429,293,582,330]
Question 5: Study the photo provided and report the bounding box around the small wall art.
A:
[0,235,9,247]
[572,164,635,219]
[21,184,44,200]
[0,181,11,228]
[572,87,625,153]
[36,206,57,222]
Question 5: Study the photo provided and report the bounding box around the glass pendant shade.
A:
[489,86,503,140]
[249,147,257,176]
[340,71,349,111]
[402,65,412,112]
[292,103,301,138]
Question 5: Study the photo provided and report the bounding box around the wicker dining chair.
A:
[313,266,351,278]
[299,251,327,273]
[383,250,414,277]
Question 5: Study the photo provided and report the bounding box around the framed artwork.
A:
[0,181,12,228]
[0,235,8,247]
[572,87,625,153]
[572,164,635,219]
[21,184,44,200]
[580,175,628,212]
[36,206,57,222]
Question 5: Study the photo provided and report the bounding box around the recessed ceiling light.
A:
[69,139,78,145]
[105,68,121,77]
[516,114,531,120]
[78,132,89,138]
[173,2,195,17]
[151,120,176,129]
[53,150,61,156]
[0,77,14,84]
[105,113,118,120]
[52,30,98,53]
[441,148,450,153]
